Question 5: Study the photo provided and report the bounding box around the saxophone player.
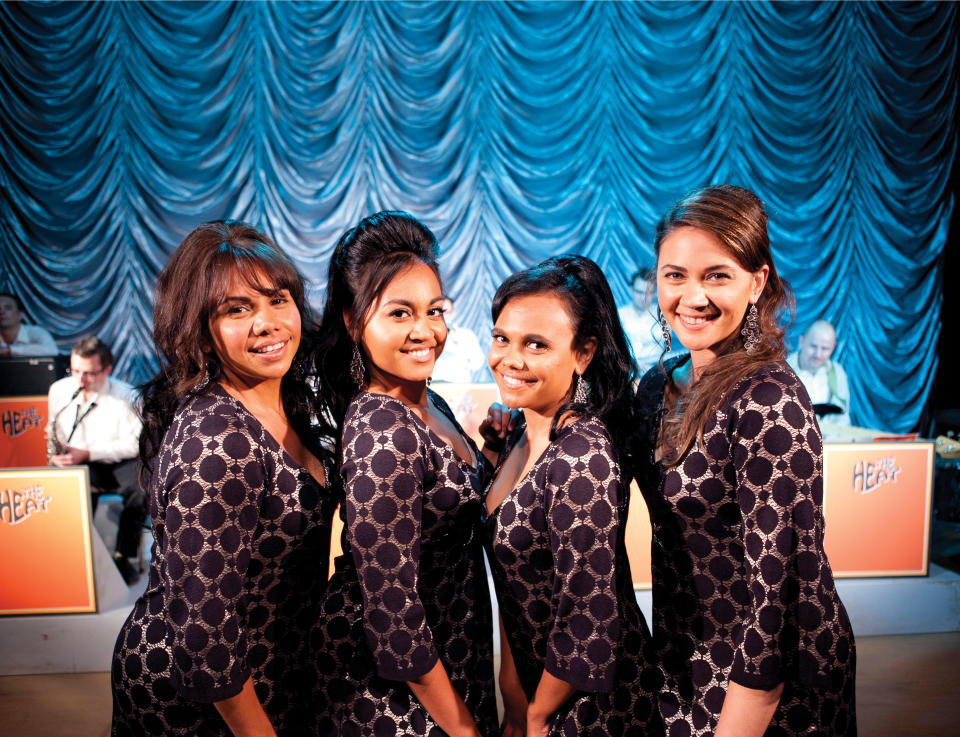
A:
[46,336,146,584]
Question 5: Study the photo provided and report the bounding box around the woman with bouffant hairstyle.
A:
[311,211,496,737]
[112,221,336,737]
[634,185,856,736]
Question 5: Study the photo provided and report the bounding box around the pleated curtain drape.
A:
[0,1,955,433]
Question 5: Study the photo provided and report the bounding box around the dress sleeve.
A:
[727,368,841,691]
[161,405,265,702]
[341,397,438,681]
[542,422,620,693]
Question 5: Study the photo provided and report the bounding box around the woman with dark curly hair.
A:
[482,255,663,737]
[111,221,336,737]
[311,210,497,737]
[634,184,856,737]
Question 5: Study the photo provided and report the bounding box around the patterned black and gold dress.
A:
[313,390,497,736]
[634,356,857,737]
[111,384,337,737]
[483,414,663,737]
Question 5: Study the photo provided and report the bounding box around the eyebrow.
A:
[492,327,551,344]
[659,263,735,272]
[382,296,445,308]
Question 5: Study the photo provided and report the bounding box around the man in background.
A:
[787,319,851,426]
[0,291,58,357]
[47,337,146,583]
[618,267,671,374]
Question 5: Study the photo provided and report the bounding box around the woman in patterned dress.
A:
[634,184,857,737]
[311,211,497,737]
[111,222,337,737]
[482,255,663,737]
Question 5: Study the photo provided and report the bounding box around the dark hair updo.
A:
[313,211,441,435]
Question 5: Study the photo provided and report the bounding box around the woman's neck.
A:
[219,378,285,418]
[366,375,428,409]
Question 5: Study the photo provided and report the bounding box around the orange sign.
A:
[0,467,97,614]
[0,396,49,468]
[822,441,932,576]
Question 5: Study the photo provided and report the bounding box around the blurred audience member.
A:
[618,267,670,373]
[787,319,851,425]
[432,297,486,382]
[0,291,58,357]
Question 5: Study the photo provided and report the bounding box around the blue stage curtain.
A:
[0,1,955,432]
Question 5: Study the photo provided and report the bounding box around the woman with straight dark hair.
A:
[311,211,497,736]
[111,221,336,737]
[482,255,663,737]
[634,184,856,736]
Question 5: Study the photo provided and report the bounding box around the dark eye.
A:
[389,308,409,319]
[527,340,547,351]
[491,334,507,345]
[428,307,445,318]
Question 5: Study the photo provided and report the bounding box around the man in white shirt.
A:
[47,337,145,583]
[618,268,671,375]
[786,320,851,426]
[0,291,58,357]
[432,298,487,383]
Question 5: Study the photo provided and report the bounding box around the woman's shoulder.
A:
[721,361,815,427]
[726,361,807,404]
[343,391,428,447]
[551,414,616,462]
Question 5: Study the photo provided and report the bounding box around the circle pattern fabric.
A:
[313,390,497,736]
[484,415,664,737]
[634,358,857,737]
[111,385,336,737]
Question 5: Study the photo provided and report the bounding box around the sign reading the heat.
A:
[0,467,97,615]
[823,442,933,577]
[0,396,49,468]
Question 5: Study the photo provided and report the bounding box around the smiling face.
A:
[207,269,301,390]
[360,260,447,393]
[488,293,594,420]
[657,226,768,371]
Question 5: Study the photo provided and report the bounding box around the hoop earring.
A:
[741,304,761,354]
[350,343,366,387]
[573,373,587,404]
[658,309,671,353]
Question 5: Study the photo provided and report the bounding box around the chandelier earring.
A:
[573,373,587,404]
[741,303,761,354]
[350,343,366,387]
[658,309,671,353]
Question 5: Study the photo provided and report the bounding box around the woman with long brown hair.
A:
[634,185,856,736]
[111,221,336,737]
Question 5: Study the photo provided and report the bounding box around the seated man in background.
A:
[618,267,671,374]
[431,296,486,382]
[47,337,146,584]
[0,291,58,357]
[787,319,851,425]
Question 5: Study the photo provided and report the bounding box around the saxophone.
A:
[46,386,81,463]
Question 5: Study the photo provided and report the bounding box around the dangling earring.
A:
[573,373,587,404]
[658,309,671,353]
[350,344,366,387]
[741,304,760,354]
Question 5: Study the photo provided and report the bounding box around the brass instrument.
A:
[46,386,81,463]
